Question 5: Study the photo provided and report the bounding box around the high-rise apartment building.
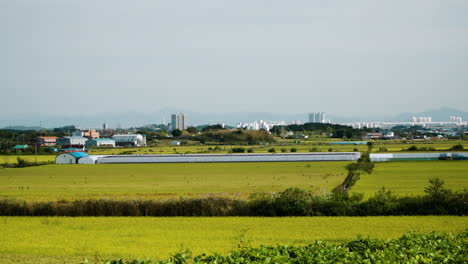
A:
[171,113,186,130]
[308,112,325,123]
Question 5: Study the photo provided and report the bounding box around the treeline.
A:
[270,123,368,139]
[194,129,275,144]
[104,232,467,264]
[0,127,74,154]
[1,178,466,217]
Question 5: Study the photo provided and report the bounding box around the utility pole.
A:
[34,141,37,165]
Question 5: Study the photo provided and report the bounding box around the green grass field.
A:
[0,216,466,263]
[0,162,348,201]
[352,160,468,197]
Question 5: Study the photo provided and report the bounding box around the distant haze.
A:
[1,1,467,121]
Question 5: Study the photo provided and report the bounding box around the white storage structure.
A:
[78,155,106,164]
[95,152,361,164]
[56,152,89,164]
[370,152,468,162]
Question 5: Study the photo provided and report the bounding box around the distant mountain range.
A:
[1,107,466,130]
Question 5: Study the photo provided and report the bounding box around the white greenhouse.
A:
[55,152,90,164]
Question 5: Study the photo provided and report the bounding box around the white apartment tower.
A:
[171,113,186,130]
[308,112,325,123]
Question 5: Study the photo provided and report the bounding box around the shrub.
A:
[231,147,246,153]
[290,147,297,152]
[407,145,418,151]
[450,143,464,151]
[280,148,287,153]
[268,148,276,153]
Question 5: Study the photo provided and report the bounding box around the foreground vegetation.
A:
[0,216,466,263]
[105,232,468,264]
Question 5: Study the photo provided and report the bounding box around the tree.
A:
[171,129,182,137]
[367,141,374,152]
[424,177,451,201]
[186,127,198,135]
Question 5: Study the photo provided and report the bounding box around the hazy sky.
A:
[1,0,467,118]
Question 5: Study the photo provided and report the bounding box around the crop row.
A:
[101,231,467,264]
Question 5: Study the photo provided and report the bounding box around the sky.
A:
[1,0,467,121]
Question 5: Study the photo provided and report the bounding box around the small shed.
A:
[12,144,29,149]
[56,152,89,164]
[169,140,181,146]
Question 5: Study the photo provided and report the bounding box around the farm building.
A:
[85,138,115,147]
[56,137,87,148]
[12,144,28,149]
[37,136,58,146]
[94,152,361,164]
[112,134,146,147]
[330,141,368,145]
[56,152,89,164]
[370,152,468,162]
[78,155,106,164]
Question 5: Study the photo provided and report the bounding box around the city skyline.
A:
[1,106,467,130]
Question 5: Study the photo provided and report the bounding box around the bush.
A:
[290,147,297,152]
[268,148,276,153]
[450,143,464,151]
[280,148,287,153]
[309,147,319,152]
[247,148,254,153]
[406,145,418,151]
[231,147,246,153]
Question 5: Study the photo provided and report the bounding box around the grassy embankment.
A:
[0,216,466,263]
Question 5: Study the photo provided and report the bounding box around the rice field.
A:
[0,162,348,201]
[352,160,468,197]
[0,216,466,263]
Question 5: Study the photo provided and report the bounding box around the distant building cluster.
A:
[341,116,467,129]
[36,129,147,150]
[236,120,286,131]
[449,116,463,123]
[411,116,432,123]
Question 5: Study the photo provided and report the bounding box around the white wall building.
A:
[56,137,88,148]
[85,138,116,147]
[112,134,146,147]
